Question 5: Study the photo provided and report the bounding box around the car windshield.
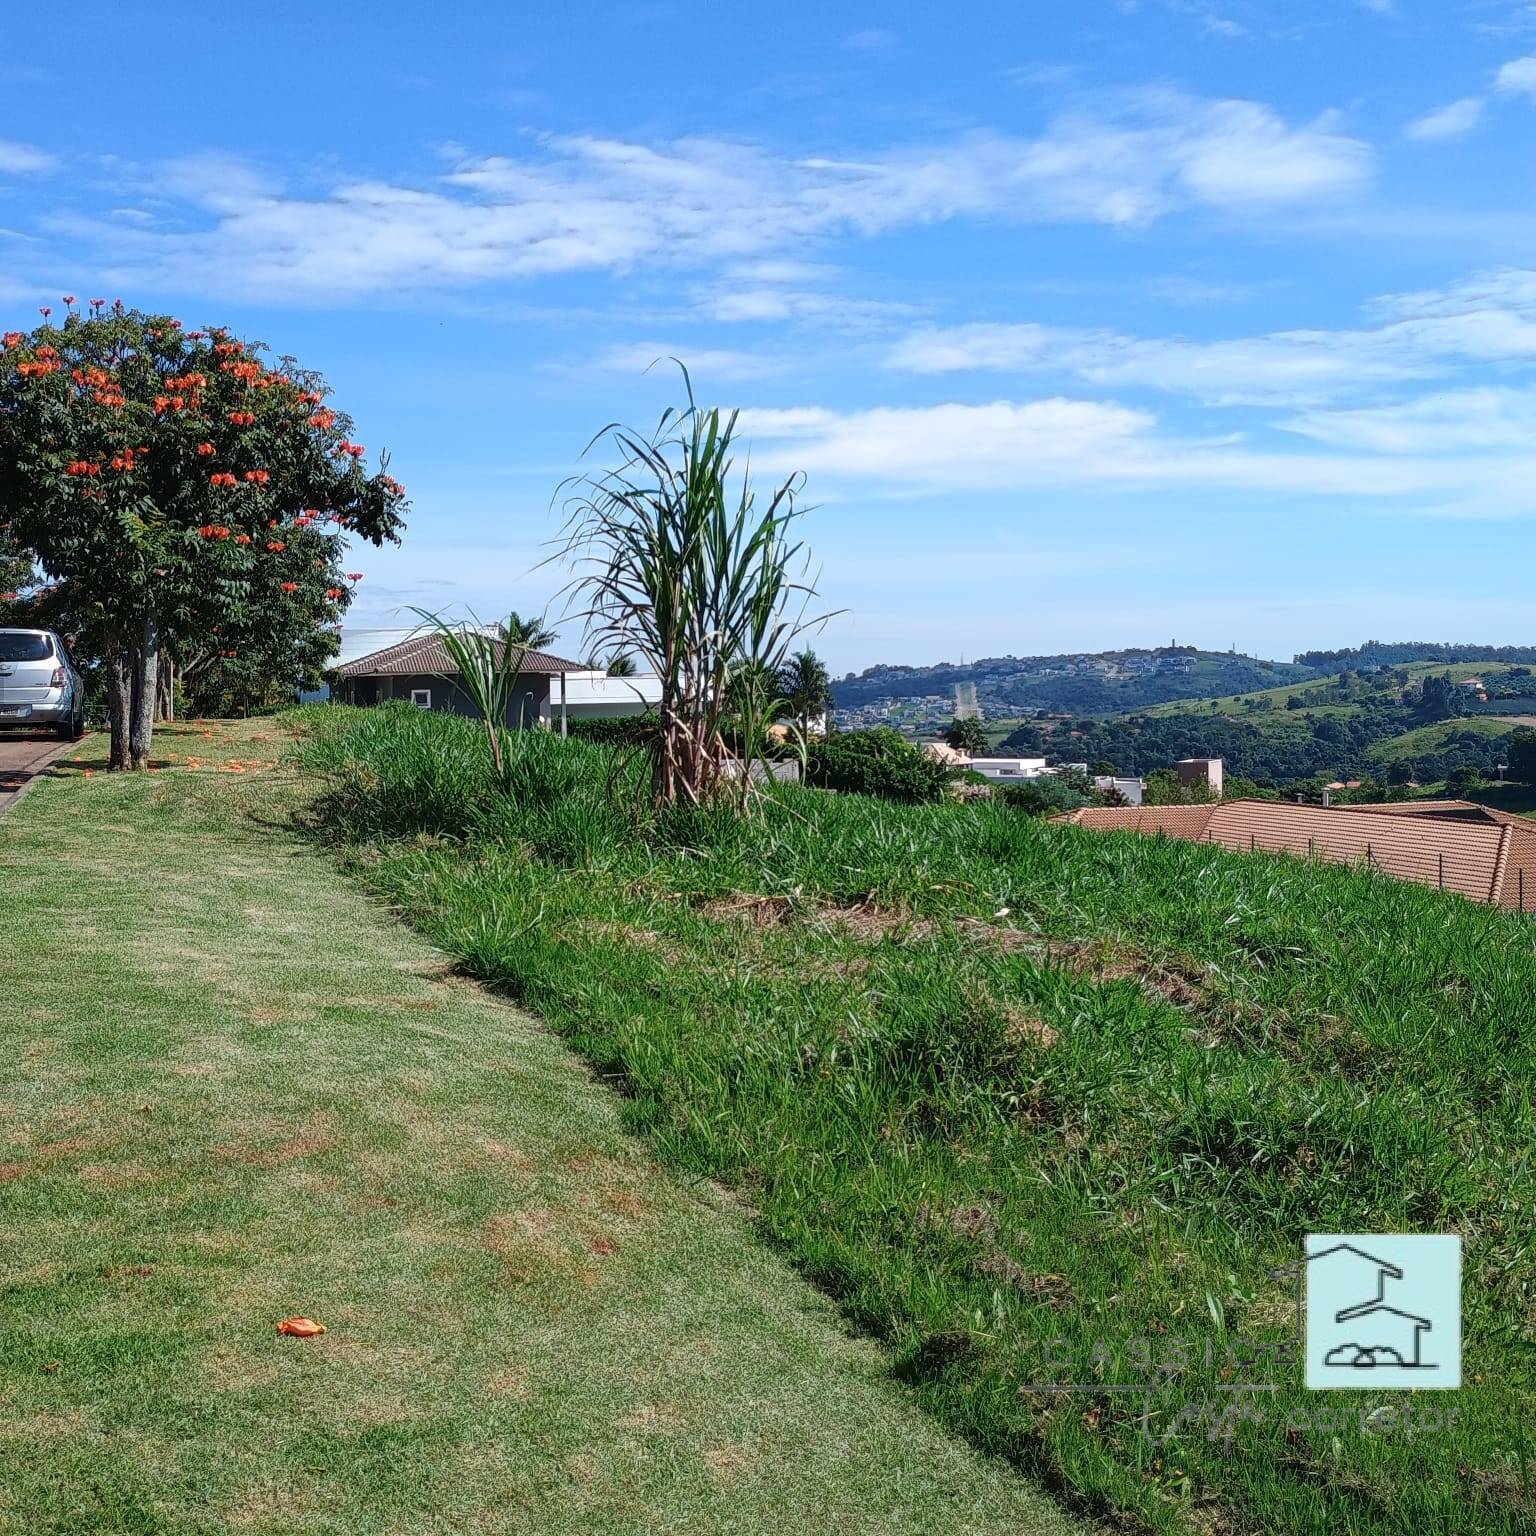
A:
[0,632,53,662]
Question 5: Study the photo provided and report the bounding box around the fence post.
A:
[1438,851,1444,889]
[1367,842,1374,867]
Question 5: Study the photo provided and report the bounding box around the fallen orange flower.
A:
[275,1317,325,1338]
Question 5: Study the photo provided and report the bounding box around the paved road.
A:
[0,731,72,815]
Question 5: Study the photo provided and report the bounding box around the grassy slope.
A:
[0,719,1083,1536]
[1141,660,1521,721]
[1134,663,1529,782]
[1365,717,1517,766]
[293,704,1536,1536]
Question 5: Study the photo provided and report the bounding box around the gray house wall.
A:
[341,672,554,728]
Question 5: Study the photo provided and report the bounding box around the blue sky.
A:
[4,1,1536,673]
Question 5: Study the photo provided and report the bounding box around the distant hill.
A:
[1016,659,1536,788]
[1295,641,1536,670]
[831,647,1316,721]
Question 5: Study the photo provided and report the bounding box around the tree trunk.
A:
[156,653,175,723]
[128,612,159,770]
[105,634,132,771]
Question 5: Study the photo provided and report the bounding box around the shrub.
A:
[1000,766,1094,816]
[568,713,657,746]
[804,727,949,803]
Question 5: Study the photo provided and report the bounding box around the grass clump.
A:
[293,704,1536,1536]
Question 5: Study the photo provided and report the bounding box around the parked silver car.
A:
[0,628,85,739]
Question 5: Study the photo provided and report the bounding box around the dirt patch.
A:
[228,1114,339,1169]
[699,893,795,928]
[77,1161,155,1189]
[1001,1007,1059,1049]
[566,917,675,955]
[698,891,924,944]
[0,1161,25,1183]
[480,1138,536,1172]
[703,1444,755,1475]
[485,1208,579,1283]
[696,892,1236,1024]
[916,1201,1075,1304]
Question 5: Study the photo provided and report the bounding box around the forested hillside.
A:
[1003,661,1536,788]
[833,646,1315,720]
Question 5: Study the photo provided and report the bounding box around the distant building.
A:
[921,741,971,768]
[1177,757,1224,797]
[333,632,585,730]
[1095,775,1145,806]
[965,756,1050,783]
[558,669,663,719]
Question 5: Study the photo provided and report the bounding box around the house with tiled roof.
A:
[333,632,588,731]
[1054,798,1536,912]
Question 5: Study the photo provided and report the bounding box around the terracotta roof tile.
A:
[1060,798,1535,910]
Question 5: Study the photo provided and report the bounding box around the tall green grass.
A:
[293,704,1536,1536]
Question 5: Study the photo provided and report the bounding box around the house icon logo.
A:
[1304,1234,1461,1390]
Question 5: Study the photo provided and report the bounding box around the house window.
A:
[410,688,432,709]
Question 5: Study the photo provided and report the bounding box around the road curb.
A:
[0,736,75,817]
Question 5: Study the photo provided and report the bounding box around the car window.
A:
[0,632,53,661]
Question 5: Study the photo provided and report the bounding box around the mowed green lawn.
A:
[0,720,1082,1536]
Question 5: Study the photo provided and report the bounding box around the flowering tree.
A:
[0,300,406,767]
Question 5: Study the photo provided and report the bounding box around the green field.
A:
[0,720,1080,1536]
[1365,717,1520,767]
[1142,660,1525,721]
[292,703,1536,1536]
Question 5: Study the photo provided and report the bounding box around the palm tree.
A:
[776,648,831,735]
[606,652,637,678]
[498,610,559,651]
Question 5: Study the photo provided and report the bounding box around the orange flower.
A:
[196,442,215,457]
[234,534,252,545]
[265,540,286,552]
[279,581,298,593]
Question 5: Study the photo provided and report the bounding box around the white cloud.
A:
[1280,388,1536,452]
[738,396,1536,516]
[157,152,282,211]
[71,93,1374,300]
[1495,56,1536,96]
[0,140,56,175]
[885,269,1536,404]
[590,342,785,380]
[843,28,897,52]
[1405,98,1485,142]
[1370,265,1536,320]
